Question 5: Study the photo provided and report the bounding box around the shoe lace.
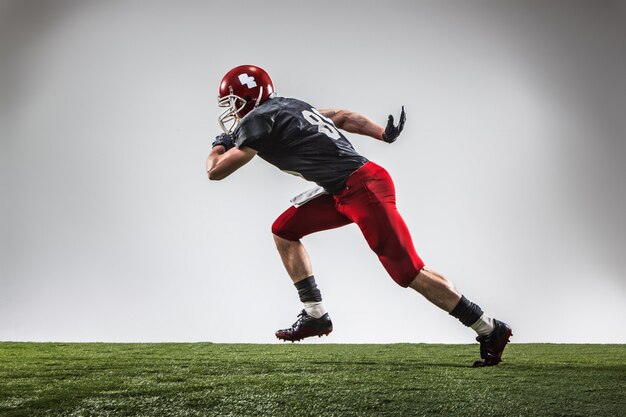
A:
[291,310,308,329]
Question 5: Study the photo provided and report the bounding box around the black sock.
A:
[449,295,483,327]
[294,275,322,303]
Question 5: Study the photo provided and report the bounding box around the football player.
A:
[206,65,512,367]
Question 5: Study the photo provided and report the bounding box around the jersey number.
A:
[302,109,341,140]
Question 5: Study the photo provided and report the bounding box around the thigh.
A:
[337,180,404,254]
[335,163,398,232]
[335,164,424,286]
[271,194,353,241]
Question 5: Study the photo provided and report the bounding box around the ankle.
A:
[471,314,495,336]
[303,301,327,318]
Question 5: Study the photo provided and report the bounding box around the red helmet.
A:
[218,65,275,133]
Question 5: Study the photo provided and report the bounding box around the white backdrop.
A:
[1,0,625,343]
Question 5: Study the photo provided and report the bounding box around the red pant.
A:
[272,162,424,287]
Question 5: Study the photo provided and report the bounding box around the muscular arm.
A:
[206,145,257,180]
[318,109,385,141]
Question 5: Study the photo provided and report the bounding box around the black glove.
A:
[382,106,406,143]
[212,133,235,150]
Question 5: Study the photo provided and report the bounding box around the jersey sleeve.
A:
[234,112,273,151]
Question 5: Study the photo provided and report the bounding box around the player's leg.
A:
[272,194,352,285]
[273,235,313,283]
[408,267,461,312]
[271,194,352,341]
[408,268,512,366]
[336,162,512,365]
[334,162,424,287]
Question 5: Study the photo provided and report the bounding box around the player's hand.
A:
[212,133,235,150]
[382,106,406,143]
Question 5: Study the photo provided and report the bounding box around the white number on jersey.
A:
[302,109,341,140]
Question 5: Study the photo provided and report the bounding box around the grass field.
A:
[0,343,624,417]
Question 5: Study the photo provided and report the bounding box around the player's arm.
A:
[319,109,384,140]
[206,136,257,180]
[318,107,406,143]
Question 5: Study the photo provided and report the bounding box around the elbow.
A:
[208,169,225,181]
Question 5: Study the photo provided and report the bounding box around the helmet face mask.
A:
[217,86,247,133]
[217,65,275,133]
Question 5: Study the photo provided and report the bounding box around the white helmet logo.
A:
[238,73,257,89]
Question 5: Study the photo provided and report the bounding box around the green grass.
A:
[0,343,624,417]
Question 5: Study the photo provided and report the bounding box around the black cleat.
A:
[275,310,333,342]
[472,319,513,367]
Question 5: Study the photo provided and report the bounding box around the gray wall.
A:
[1,0,625,343]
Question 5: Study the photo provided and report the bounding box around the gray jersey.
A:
[233,97,368,193]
